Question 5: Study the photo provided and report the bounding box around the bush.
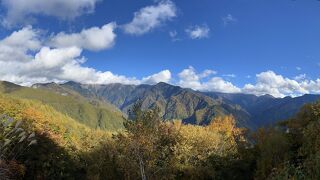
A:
[0,114,36,179]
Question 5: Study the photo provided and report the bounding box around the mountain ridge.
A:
[16,80,320,130]
[51,81,254,128]
[61,81,320,128]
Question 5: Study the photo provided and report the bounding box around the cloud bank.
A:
[0,27,319,97]
[176,67,320,97]
[243,71,320,97]
[0,27,169,86]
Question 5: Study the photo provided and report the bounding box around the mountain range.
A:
[33,81,320,130]
[0,80,318,130]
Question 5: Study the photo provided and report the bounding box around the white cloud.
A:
[122,0,176,35]
[1,0,101,27]
[49,23,117,51]
[178,66,203,90]
[32,47,82,69]
[0,26,42,62]
[177,68,320,97]
[202,77,241,93]
[0,28,319,97]
[294,74,307,81]
[185,25,210,39]
[296,66,302,71]
[222,14,237,26]
[223,74,236,78]
[199,69,217,78]
[0,27,169,86]
[178,66,240,93]
[242,71,320,97]
[142,70,171,84]
[300,79,320,94]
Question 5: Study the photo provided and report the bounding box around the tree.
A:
[114,102,181,179]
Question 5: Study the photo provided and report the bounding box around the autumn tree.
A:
[113,102,181,179]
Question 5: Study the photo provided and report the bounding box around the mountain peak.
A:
[63,81,81,86]
[261,94,275,99]
[32,82,59,89]
[153,82,181,92]
[155,82,171,87]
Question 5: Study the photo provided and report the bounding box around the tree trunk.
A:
[138,155,147,180]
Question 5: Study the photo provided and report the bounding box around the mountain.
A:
[0,81,125,130]
[60,81,320,129]
[20,80,320,130]
[204,92,320,127]
[58,81,254,128]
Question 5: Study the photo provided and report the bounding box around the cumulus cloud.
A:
[178,66,240,93]
[0,26,42,62]
[122,0,176,35]
[185,25,210,39]
[142,70,171,84]
[202,77,241,93]
[222,14,237,26]
[49,23,117,51]
[1,0,101,27]
[0,27,170,86]
[243,71,320,97]
[177,68,320,97]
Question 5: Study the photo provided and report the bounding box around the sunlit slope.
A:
[0,81,124,130]
[0,94,111,150]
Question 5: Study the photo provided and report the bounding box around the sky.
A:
[0,0,319,97]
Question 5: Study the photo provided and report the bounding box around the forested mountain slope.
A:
[0,81,125,130]
[60,81,254,128]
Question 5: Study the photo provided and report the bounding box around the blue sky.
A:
[0,0,319,97]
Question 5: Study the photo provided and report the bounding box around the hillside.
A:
[0,94,113,178]
[58,81,254,129]
[0,81,125,130]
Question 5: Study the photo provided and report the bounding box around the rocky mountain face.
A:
[60,82,253,128]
